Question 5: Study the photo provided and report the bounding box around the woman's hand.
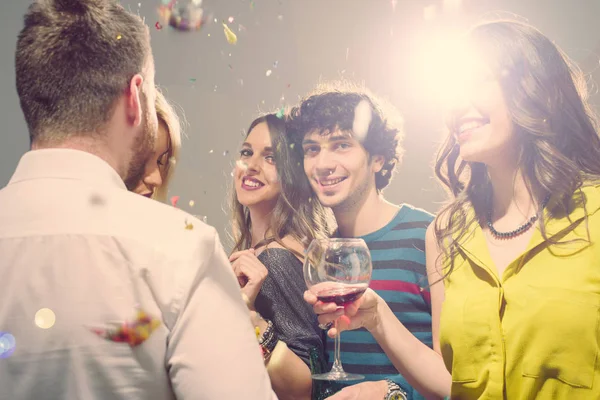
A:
[304,288,381,338]
[230,249,268,310]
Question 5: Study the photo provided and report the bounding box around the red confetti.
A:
[170,196,180,207]
[155,21,163,30]
[88,309,160,347]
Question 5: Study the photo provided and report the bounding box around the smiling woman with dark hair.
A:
[308,19,600,400]
[228,113,331,400]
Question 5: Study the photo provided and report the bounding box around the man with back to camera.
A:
[0,1,276,399]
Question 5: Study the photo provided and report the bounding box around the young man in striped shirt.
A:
[287,88,433,400]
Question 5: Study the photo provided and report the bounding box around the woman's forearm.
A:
[370,298,451,399]
[266,342,312,400]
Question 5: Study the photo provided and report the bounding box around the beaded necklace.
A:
[486,195,550,240]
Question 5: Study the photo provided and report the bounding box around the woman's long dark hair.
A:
[434,20,600,274]
[230,113,330,258]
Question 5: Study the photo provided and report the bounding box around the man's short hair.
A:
[287,82,404,191]
[15,0,151,144]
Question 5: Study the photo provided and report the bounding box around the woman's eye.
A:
[240,149,252,158]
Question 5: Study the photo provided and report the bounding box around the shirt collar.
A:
[455,183,600,275]
[8,149,127,190]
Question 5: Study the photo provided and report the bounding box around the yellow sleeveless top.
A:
[439,184,600,399]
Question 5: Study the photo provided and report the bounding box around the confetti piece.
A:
[90,194,105,206]
[116,34,122,40]
[209,149,214,154]
[170,196,180,207]
[88,309,161,347]
[228,16,234,23]
[0,332,16,359]
[266,69,272,77]
[276,106,285,119]
[155,21,163,30]
[273,60,279,68]
[223,22,238,44]
[189,200,195,207]
[223,150,230,156]
[228,64,233,70]
[353,100,372,142]
[189,78,197,83]
[185,220,194,230]
[250,1,255,10]
[35,308,56,329]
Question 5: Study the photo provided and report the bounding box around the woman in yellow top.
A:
[305,19,600,400]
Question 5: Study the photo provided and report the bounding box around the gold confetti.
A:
[116,34,122,40]
[189,200,195,207]
[223,22,238,45]
[185,220,194,230]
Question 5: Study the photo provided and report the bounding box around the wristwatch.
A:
[384,379,408,400]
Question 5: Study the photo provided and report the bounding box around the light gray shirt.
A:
[0,149,276,400]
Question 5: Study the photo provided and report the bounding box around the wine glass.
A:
[304,238,372,381]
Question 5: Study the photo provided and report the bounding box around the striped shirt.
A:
[327,204,433,400]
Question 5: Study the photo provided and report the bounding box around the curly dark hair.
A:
[286,83,404,191]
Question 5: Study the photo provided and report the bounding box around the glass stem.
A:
[330,318,345,373]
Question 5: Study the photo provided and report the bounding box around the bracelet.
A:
[256,320,278,361]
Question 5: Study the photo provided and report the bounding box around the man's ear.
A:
[125,74,144,128]
[370,154,385,174]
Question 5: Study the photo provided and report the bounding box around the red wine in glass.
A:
[316,284,367,307]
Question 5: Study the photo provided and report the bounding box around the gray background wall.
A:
[1,0,599,248]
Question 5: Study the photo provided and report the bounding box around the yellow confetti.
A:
[185,220,194,230]
[255,326,261,339]
[189,200,195,207]
[222,22,238,45]
[116,34,122,40]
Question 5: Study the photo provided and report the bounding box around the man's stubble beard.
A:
[124,96,156,191]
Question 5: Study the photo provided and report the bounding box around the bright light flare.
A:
[412,33,489,109]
